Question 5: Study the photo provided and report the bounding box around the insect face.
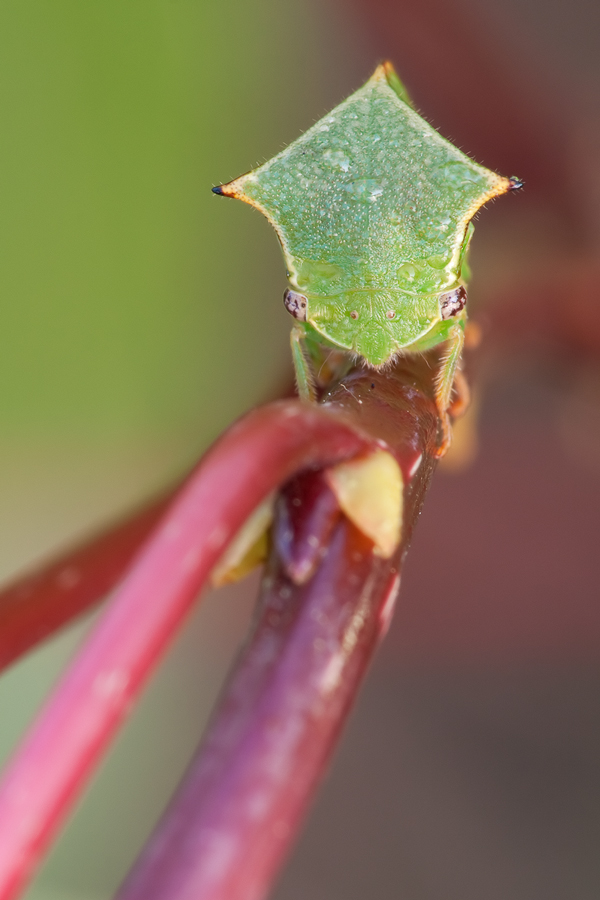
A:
[283,289,308,322]
[439,286,467,320]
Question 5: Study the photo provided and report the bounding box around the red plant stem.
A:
[0,401,375,900]
[0,493,176,674]
[116,358,439,900]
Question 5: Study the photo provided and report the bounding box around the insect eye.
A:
[439,286,467,320]
[283,289,308,321]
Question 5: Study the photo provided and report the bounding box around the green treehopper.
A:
[214,62,521,455]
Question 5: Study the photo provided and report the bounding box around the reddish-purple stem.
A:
[0,493,176,673]
[0,400,375,900]
[115,358,439,900]
[118,520,397,900]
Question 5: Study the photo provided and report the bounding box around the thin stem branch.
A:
[0,401,374,900]
[0,493,175,673]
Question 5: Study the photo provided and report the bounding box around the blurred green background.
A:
[0,2,361,897]
[0,0,359,446]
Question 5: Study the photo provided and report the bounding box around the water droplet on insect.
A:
[436,214,452,233]
[427,254,450,270]
[417,220,450,242]
[323,149,350,172]
[345,179,383,202]
[294,258,344,289]
[397,263,421,283]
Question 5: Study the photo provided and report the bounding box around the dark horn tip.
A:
[508,177,524,191]
[212,185,224,195]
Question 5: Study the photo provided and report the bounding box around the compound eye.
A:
[439,285,467,320]
[283,288,308,321]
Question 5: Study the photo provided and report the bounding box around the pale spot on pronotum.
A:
[325,449,403,558]
[283,289,308,321]
[439,285,467,320]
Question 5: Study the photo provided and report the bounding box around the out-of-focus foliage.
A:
[0,4,362,899]
[0,0,356,443]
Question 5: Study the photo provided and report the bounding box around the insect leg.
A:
[290,325,317,401]
[434,319,466,457]
[448,367,470,419]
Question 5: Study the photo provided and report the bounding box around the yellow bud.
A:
[210,494,274,587]
[325,449,403,558]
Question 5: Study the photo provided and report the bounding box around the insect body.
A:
[213,62,520,454]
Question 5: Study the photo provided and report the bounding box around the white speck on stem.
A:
[207,524,228,550]
[93,670,129,700]
[163,521,182,542]
[318,651,346,694]
[379,573,401,638]
[408,453,423,478]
